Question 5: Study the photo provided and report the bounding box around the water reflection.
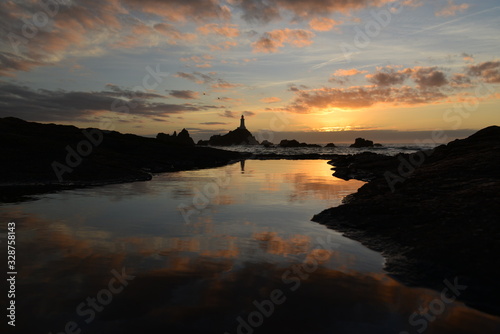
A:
[1,160,499,334]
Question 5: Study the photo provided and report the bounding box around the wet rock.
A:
[313,125,500,315]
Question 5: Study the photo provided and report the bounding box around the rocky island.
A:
[313,126,500,315]
[199,115,259,146]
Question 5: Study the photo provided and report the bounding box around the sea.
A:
[216,143,438,156]
[1,156,499,333]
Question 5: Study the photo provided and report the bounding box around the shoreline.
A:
[312,126,500,316]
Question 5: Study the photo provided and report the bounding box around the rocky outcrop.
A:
[350,137,374,148]
[0,117,243,201]
[325,143,336,148]
[206,127,259,146]
[261,140,273,147]
[157,128,195,146]
[279,139,321,148]
[313,125,500,315]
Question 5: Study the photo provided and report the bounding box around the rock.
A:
[279,139,301,147]
[0,117,243,201]
[350,137,374,148]
[313,125,500,315]
[261,140,273,147]
[279,139,320,148]
[207,127,259,146]
[325,143,336,148]
[157,128,195,146]
[197,140,209,145]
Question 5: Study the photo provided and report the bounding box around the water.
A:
[1,160,499,334]
[216,143,437,156]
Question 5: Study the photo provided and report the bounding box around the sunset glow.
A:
[1,0,499,142]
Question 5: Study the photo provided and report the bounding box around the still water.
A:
[1,160,499,333]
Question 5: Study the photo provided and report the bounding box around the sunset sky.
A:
[0,0,499,143]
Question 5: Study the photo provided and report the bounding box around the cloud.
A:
[462,53,474,62]
[243,111,256,116]
[435,0,469,17]
[309,17,341,31]
[366,68,411,86]
[0,0,128,76]
[0,52,44,77]
[175,71,243,90]
[252,28,315,53]
[180,55,213,68]
[200,122,228,125]
[153,23,197,44]
[467,61,500,83]
[122,0,231,22]
[285,85,448,113]
[365,66,447,88]
[209,41,239,51]
[260,97,282,103]
[450,73,472,87]
[197,24,240,37]
[230,0,400,23]
[169,90,200,99]
[0,83,208,122]
[412,67,448,88]
[333,69,368,77]
[219,110,236,118]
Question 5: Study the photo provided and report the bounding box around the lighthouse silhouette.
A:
[239,115,246,129]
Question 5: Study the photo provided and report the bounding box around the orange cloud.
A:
[309,17,341,31]
[197,23,240,37]
[122,0,231,22]
[468,61,500,83]
[260,97,282,103]
[285,85,448,113]
[334,69,367,76]
[435,0,469,17]
[252,28,315,53]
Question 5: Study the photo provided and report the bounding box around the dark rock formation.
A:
[327,152,398,181]
[350,137,374,148]
[0,117,243,201]
[313,125,500,315]
[279,139,320,148]
[207,127,259,146]
[197,139,209,146]
[325,143,336,148]
[261,140,273,147]
[157,128,195,146]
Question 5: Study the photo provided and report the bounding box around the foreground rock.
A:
[0,117,244,202]
[313,126,500,315]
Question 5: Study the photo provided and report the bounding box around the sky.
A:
[0,0,499,143]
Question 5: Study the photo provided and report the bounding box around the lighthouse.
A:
[239,115,246,129]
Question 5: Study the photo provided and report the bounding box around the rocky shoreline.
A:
[0,117,244,202]
[312,126,500,315]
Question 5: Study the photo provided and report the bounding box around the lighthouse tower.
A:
[239,115,246,129]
